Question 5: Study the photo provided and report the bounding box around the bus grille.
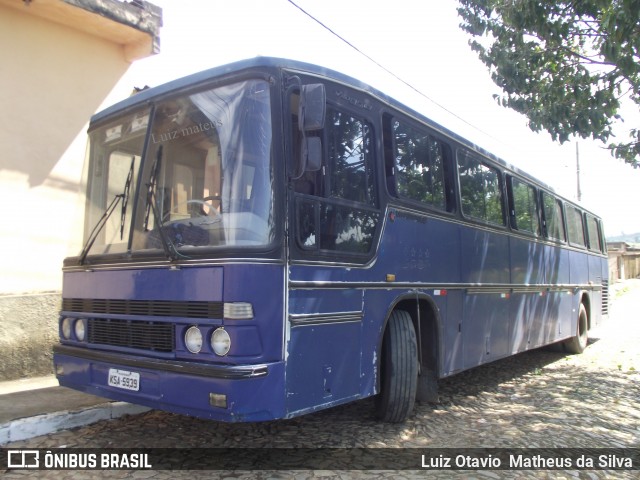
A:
[88,318,175,352]
[62,298,223,319]
[601,280,609,315]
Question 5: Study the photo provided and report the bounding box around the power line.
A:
[285,0,505,145]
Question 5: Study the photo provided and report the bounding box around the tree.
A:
[457,0,640,166]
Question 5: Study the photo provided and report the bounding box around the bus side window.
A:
[327,108,375,205]
[509,176,540,235]
[585,213,603,252]
[457,150,505,226]
[390,119,447,211]
[598,219,607,253]
[566,205,586,248]
[541,193,566,242]
[293,102,379,255]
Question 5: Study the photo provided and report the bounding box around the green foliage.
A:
[457,0,640,166]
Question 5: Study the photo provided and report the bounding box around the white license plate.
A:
[108,368,140,391]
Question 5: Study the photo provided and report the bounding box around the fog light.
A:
[61,318,72,339]
[224,302,253,320]
[185,326,203,354]
[74,319,86,342]
[211,328,231,356]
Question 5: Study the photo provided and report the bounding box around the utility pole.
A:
[576,142,582,202]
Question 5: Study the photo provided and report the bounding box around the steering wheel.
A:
[163,197,221,223]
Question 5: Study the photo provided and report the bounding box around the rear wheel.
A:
[563,303,588,354]
[375,310,418,423]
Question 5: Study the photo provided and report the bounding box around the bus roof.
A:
[90,56,593,215]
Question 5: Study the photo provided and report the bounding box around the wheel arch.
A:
[376,292,443,390]
[579,290,592,330]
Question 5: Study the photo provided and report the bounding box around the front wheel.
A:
[563,303,588,354]
[375,309,418,423]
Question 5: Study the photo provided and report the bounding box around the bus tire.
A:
[563,303,588,354]
[375,309,418,423]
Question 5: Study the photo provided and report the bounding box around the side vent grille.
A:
[601,280,609,315]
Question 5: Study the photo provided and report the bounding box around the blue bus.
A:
[54,57,608,423]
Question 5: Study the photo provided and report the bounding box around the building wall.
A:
[608,242,640,282]
[621,255,640,280]
[0,5,132,293]
[0,293,61,380]
[0,3,155,379]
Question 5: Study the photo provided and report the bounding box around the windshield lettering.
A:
[150,119,224,144]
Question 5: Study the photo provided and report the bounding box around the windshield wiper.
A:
[120,156,135,240]
[143,146,182,261]
[78,157,135,265]
[143,146,161,232]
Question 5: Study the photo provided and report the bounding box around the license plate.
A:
[108,368,140,391]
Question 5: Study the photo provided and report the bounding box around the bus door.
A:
[285,81,381,415]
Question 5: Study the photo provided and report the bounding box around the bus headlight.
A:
[61,318,72,339]
[74,319,87,342]
[185,326,203,354]
[211,328,231,356]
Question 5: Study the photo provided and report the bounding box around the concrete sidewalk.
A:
[0,376,150,444]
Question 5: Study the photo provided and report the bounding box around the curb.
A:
[0,403,151,444]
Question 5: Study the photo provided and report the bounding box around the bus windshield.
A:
[82,79,274,259]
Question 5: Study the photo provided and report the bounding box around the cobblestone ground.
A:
[5,282,640,479]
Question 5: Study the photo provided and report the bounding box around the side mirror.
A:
[293,83,325,179]
[301,137,322,172]
[299,84,326,132]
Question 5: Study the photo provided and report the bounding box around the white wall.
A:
[0,5,134,294]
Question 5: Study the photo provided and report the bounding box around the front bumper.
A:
[53,345,286,422]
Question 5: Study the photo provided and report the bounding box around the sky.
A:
[112,0,640,236]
